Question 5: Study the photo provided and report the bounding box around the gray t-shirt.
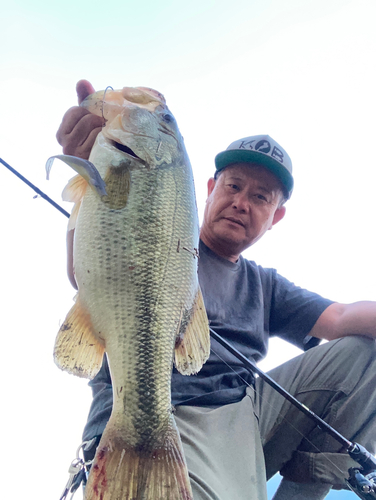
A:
[82,240,333,441]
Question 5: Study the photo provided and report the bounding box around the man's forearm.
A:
[335,301,376,338]
[310,301,376,341]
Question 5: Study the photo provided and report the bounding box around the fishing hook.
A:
[101,86,114,124]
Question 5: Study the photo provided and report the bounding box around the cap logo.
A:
[237,139,284,165]
[271,146,284,164]
[255,139,271,154]
[238,139,256,150]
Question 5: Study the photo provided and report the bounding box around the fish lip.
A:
[223,216,246,227]
[110,140,147,166]
[111,140,141,159]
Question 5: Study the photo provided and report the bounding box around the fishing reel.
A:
[346,444,376,499]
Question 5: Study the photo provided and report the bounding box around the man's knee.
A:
[333,334,375,350]
[325,335,376,369]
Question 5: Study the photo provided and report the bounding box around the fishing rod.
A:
[3,156,375,498]
[210,327,376,499]
[0,157,70,218]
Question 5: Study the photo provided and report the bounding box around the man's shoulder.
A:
[240,254,276,279]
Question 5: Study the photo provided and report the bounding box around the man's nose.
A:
[232,192,250,212]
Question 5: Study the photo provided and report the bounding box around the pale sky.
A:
[1,0,375,498]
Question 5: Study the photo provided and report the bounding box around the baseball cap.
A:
[214,135,294,199]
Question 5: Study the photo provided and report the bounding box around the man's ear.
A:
[207,177,216,196]
[269,206,286,229]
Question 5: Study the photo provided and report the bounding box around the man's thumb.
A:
[76,80,95,105]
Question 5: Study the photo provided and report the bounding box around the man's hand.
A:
[56,80,104,160]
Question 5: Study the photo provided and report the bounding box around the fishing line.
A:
[210,346,347,479]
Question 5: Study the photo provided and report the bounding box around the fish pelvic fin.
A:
[46,155,107,199]
[85,416,193,500]
[54,297,105,379]
[62,175,88,230]
[102,164,131,210]
[174,287,210,375]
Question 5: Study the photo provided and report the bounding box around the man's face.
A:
[200,163,286,261]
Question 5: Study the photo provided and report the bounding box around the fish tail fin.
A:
[54,297,105,379]
[85,416,193,500]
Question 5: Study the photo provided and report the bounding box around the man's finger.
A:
[74,126,103,159]
[56,110,103,159]
[76,80,96,105]
[57,107,92,141]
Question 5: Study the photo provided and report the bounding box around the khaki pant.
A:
[175,336,376,500]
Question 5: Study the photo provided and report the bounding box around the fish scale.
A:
[49,86,210,499]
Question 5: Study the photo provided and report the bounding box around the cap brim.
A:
[215,149,294,197]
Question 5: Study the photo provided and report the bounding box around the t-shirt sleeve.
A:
[269,270,334,351]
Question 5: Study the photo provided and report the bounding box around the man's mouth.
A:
[223,217,245,228]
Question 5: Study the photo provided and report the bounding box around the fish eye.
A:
[162,113,174,123]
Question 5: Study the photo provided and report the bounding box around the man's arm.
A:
[59,80,102,289]
[310,302,376,340]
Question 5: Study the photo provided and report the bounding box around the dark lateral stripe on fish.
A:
[133,309,161,445]
[132,217,168,445]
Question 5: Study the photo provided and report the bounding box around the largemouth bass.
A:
[47,86,210,500]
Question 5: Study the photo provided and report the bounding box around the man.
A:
[57,80,376,499]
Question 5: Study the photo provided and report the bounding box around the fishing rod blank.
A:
[0,157,70,218]
[209,327,376,498]
[210,327,356,451]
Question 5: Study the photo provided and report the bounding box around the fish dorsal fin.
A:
[54,297,105,379]
[174,288,210,375]
[62,175,88,230]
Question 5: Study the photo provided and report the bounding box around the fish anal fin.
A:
[54,298,105,379]
[102,164,131,210]
[174,288,210,375]
[85,416,193,500]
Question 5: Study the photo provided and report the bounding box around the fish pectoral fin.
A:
[46,155,107,199]
[62,175,88,230]
[66,199,82,231]
[85,415,193,500]
[54,297,105,379]
[174,287,210,375]
[102,164,131,210]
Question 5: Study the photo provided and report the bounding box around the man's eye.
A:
[252,194,269,204]
[228,184,239,190]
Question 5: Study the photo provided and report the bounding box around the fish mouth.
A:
[111,140,143,162]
